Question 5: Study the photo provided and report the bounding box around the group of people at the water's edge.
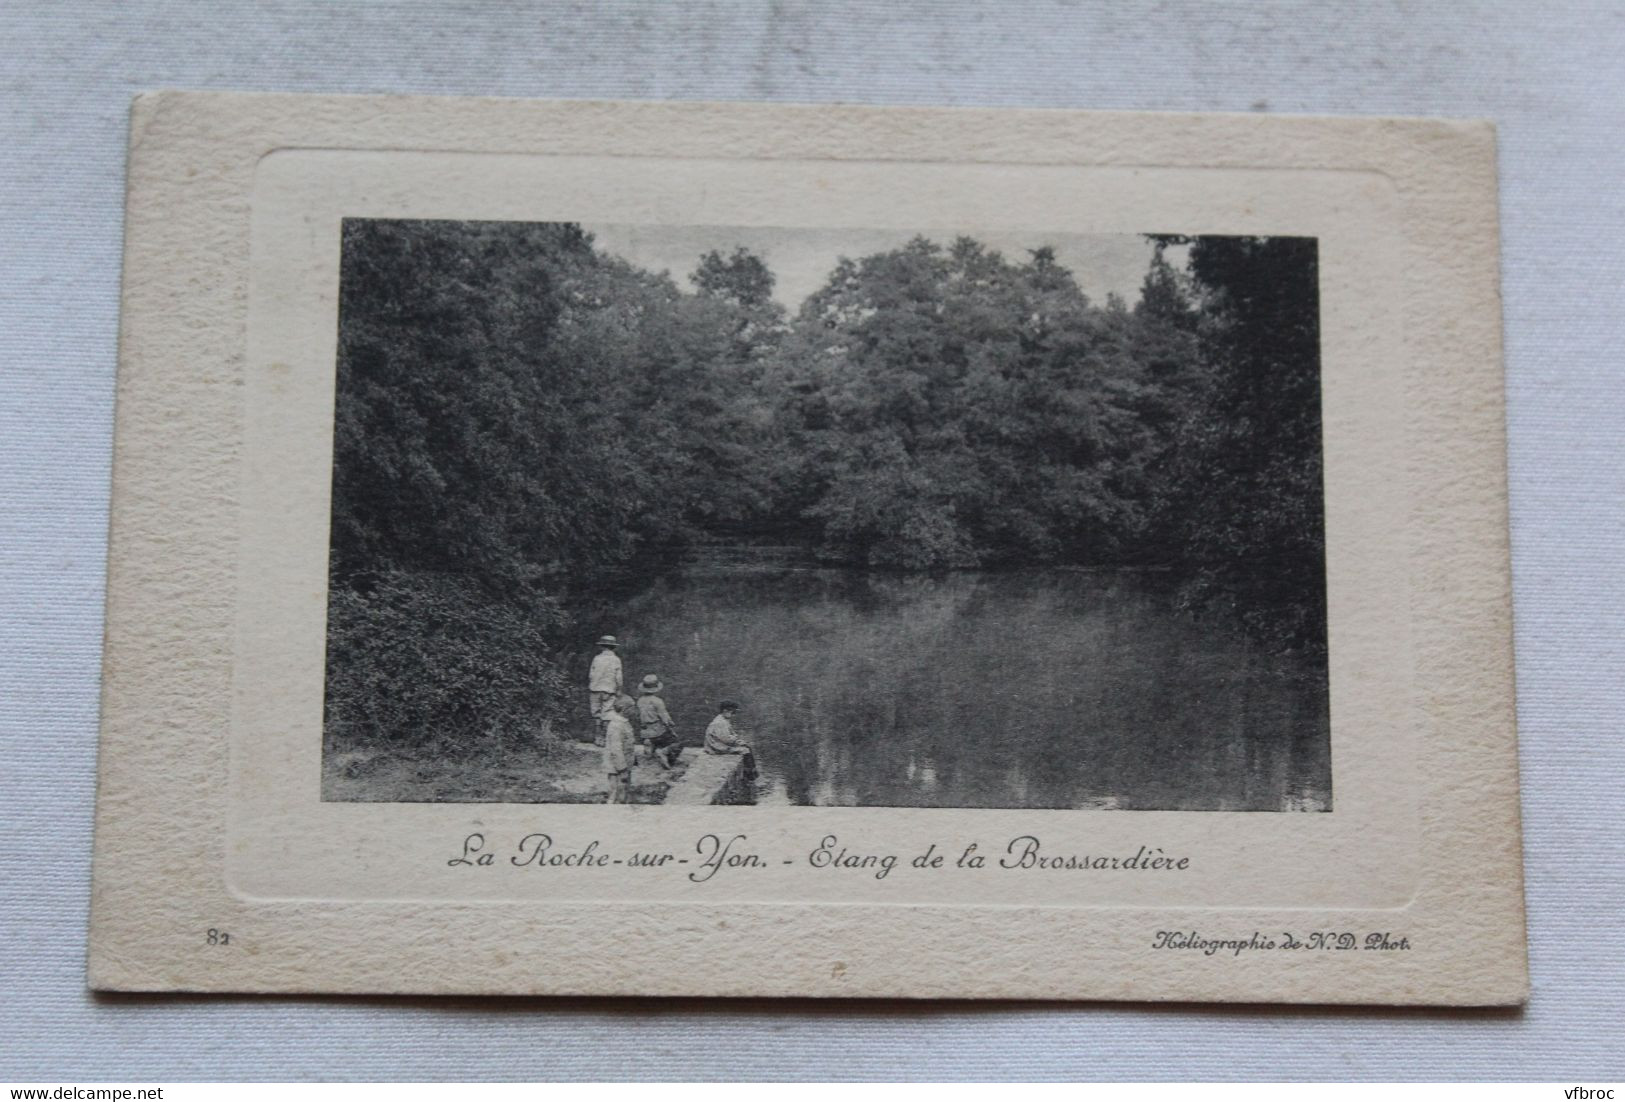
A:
[589,635,753,804]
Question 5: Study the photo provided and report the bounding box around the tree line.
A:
[324,220,1324,753]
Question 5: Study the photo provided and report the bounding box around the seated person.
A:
[704,698,751,756]
[635,674,683,769]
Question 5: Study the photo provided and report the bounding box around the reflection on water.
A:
[600,559,1331,811]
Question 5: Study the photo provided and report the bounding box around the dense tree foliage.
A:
[324,220,1324,751]
[769,237,1178,568]
[1142,235,1325,647]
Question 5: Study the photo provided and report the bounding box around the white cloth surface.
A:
[2,0,1622,1082]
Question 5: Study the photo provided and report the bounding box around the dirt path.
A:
[323,740,684,804]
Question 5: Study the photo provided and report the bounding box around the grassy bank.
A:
[322,739,682,804]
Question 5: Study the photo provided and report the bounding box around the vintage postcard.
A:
[89,93,1526,1003]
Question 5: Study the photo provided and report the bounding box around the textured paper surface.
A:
[88,92,1525,1003]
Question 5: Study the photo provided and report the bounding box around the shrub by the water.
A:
[323,571,570,755]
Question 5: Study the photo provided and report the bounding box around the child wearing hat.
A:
[635,674,683,769]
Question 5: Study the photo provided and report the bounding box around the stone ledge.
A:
[662,751,753,805]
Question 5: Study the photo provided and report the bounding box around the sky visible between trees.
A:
[585,224,1185,312]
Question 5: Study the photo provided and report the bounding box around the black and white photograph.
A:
[321,219,1330,811]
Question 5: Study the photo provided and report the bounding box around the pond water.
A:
[593,553,1331,811]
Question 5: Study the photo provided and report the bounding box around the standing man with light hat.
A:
[587,635,623,746]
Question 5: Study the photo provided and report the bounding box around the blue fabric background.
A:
[3,0,1622,1081]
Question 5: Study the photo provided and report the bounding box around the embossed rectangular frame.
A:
[89,93,1526,1003]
